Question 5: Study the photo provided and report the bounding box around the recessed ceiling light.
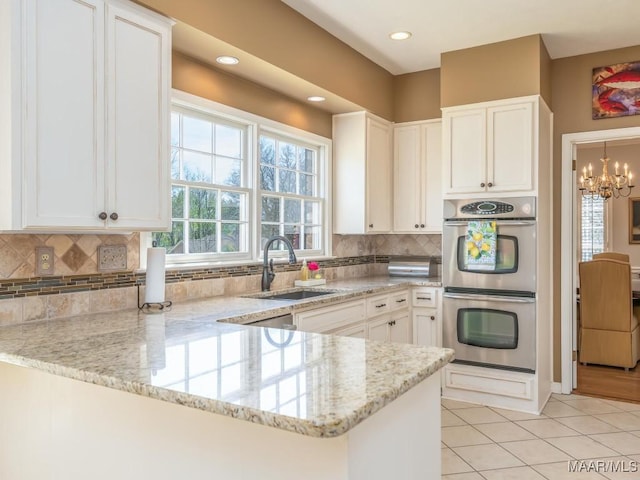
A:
[307,96,326,102]
[216,55,239,65]
[389,31,412,41]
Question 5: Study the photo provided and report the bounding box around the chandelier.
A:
[578,142,634,200]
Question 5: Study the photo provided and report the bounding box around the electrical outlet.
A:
[36,247,54,276]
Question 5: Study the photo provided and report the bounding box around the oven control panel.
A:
[460,201,514,215]
[443,196,535,220]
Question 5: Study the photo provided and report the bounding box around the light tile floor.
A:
[442,393,640,479]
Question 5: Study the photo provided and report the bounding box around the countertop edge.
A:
[0,346,454,438]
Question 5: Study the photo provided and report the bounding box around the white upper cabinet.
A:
[0,0,173,231]
[442,97,536,197]
[333,112,392,234]
[393,120,442,233]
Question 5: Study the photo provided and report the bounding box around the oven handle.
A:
[444,220,536,227]
[443,292,536,303]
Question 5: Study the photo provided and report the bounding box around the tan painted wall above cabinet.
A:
[441,34,551,108]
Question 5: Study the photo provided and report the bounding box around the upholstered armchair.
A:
[579,258,640,370]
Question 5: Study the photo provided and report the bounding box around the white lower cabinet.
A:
[412,287,442,347]
[294,299,366,334]
[366,290,411,343]
[294,289,412,343]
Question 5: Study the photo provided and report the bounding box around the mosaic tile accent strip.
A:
[0,256,380,300]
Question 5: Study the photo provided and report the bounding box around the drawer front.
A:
[412,288,438,308]
[389,291,409,311]
[296,299,366,333]
[367,294,390,317]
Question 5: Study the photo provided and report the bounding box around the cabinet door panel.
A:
[443,109,485,194]
[367,316,390,342]
[414,309,439,347]
[23,0,105,228]
[366,118,391,232]
[488,103,533,192]
[393,125,421,232]
[423,122,442,232]
[107,2,170,229]
[389,311,412,344]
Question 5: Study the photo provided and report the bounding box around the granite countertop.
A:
[0,276,452,438]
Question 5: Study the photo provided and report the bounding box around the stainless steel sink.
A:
[248,289,337,301]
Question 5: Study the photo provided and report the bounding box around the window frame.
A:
[143,89,332,268]
[578,193,613,262]
[257,128,327,260]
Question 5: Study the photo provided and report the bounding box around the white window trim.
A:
[140,89,333,270]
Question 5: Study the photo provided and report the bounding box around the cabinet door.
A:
[413,308,439,347]
[389,311,412,344]
[23,0,106,228]
[367,315,390,342]
[443,109,486,195]
[366,117,392,232]
[106,1,171,230]
[487,102,533,193]
[332,323,366,338]
[393,125,422,232]
[422,122,443,232]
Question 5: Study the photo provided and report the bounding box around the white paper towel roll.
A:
[145,247,166,304]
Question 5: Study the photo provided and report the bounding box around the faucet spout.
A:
[262,235,297,291]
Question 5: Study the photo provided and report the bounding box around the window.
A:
[259,134,323,255]
[151,92,330,264]
[153,108,250,261]
[580,195,608,261]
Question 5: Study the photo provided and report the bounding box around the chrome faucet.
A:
[262,235,297,291]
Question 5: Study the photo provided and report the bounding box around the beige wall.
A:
[441,35,550,107]
[173,52,333,138]
[551,46,640,381]
[394,69,441,122]
[139,0,395,120]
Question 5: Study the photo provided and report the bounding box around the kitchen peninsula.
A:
[0,284,452,480]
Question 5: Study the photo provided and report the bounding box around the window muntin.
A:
[259,133,323,255]
[580,195,607,261]
[154,108,250,259]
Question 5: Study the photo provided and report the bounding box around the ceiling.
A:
[282,0,640,75]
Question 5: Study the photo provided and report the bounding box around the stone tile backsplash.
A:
[0,232,442,325]
[0,233,139,278]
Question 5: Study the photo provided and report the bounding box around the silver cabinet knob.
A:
[98,212,107,220]
[420,224,425,228]
[487,182,493,187]
[369,223,374,228]
[415,224,419,228]
[110,212,118,221]
[430,316,435,321]
[480,182,486,188]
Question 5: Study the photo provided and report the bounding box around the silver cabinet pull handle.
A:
[375,303,387,308]
[396,298,406,303]
[416,296,431,301]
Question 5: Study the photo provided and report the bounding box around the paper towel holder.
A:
[137,284,172,312]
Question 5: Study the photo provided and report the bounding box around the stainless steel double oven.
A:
[443,197,536,373]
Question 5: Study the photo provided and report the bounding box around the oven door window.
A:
[457,308,518,349]
[457,235,518,274]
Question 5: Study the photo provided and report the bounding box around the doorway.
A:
[561,126,640,399]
